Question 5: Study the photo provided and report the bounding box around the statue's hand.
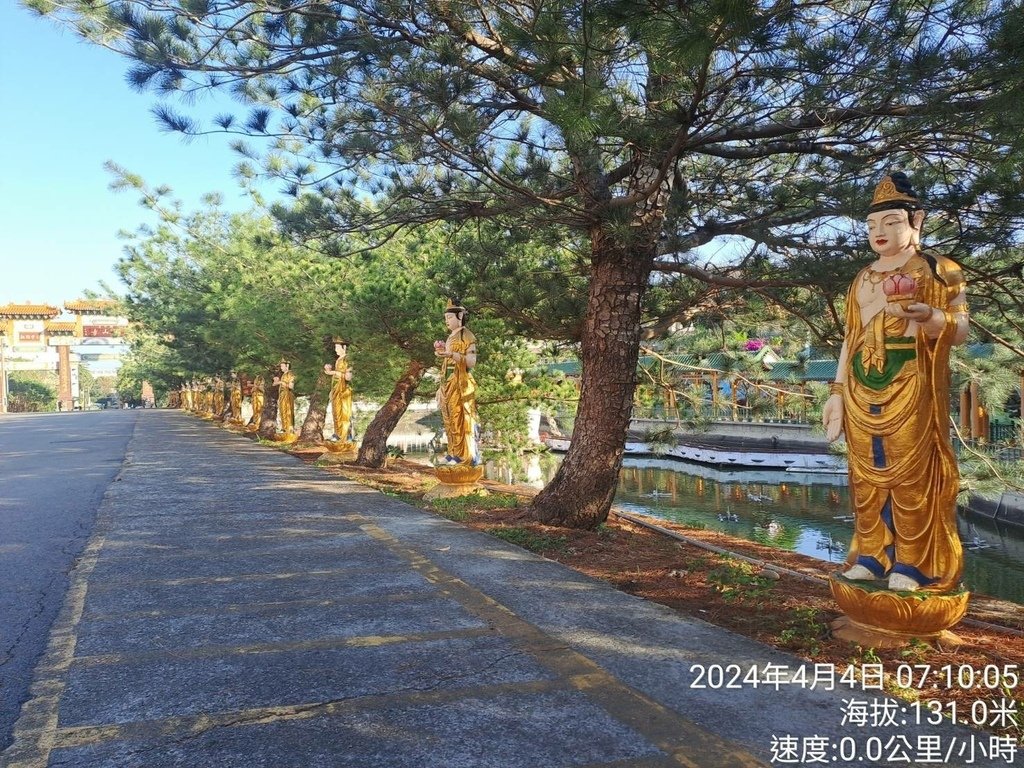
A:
[323,364,333,374]
[884,301,934,323]
[823,393,844,443]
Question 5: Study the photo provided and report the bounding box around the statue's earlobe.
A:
[911,209,925,245]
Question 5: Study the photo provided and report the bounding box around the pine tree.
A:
[29,0,1024,526]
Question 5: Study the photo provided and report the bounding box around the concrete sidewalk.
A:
[2,411,1007,767]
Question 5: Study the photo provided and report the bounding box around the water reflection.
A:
[616,461,852,566]
[464,452,1024,605]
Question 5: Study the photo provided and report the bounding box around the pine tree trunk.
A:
[257,368,280,440]
[357,359,427,469]
[296,372,330,446]
[528,233,656,529]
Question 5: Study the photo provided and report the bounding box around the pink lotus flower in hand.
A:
[882,273,918,309]
[882,273,916,297]
[434,340,445,352]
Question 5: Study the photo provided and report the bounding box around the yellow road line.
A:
[355,520,766,768]
[71,627,494,669]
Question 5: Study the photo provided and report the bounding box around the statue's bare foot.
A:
[842,565,875,581]
[887,572,920,592]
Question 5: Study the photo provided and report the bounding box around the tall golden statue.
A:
[201,379,213,416]
[436,300,480,464]
[325,338,355,445]
[248,373,265,431]
[273,359,297,437]
[229,372,243,424]
[426,300,483,500]
[212,376,226,419]
[205,378,216,417]
[825,172,970,646]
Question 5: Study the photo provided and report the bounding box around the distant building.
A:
[0,300,128,411]
[63,299,130,377]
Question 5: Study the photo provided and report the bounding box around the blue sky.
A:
[0,3,263,307]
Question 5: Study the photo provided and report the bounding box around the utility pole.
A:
[0,331,8,414]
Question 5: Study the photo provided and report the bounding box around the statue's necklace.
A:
[863,252,917,291]
[862,270,888,291]
[862,264,907,292]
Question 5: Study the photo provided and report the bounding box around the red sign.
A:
[18,332,41,342]
[83,325,119,338]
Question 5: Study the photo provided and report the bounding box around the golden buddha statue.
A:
[425,299,484,500]
[825,172,970,644]
[436,299,479,465]
[325,338,355,445]
[273,359,297,436]
[212,376,226,419]
[200,379,212,416]
[229,372,243,424]
[248,374,265,430]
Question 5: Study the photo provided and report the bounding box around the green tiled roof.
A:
[765,360,838,382]
[803,360,839,380]
[638,354,708,371]
[702,352,736,370]
[765,362,799,381]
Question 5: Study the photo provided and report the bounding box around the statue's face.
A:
[444,311,462,331]
[335,343,347,358]
[866,208,922,258]
[280,362,289,372]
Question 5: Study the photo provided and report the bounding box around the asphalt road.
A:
[0,410,137,752]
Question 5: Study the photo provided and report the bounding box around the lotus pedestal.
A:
[424,464,485,501]
[830,574,969,648]
[321,441,358,463]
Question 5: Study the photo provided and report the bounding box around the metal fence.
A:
[631,407,1023,460]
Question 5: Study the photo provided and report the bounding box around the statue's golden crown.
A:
[331,336,348,345]
[871,176,920,208]
[445,298,466,312]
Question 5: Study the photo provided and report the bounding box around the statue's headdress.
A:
[445,298,466,313]
[868,172,922,214]
[331,336,348,346]
[279,357,290,366]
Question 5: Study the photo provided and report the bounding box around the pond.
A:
[613,458,1024,605]
[456,452,1024,605]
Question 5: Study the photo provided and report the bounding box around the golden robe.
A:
[842,252,966,592]
[438,327,479,464]
[230,381,242,422]
[250,376,265,426]
[329,358,354,441]
[278,370,296,433]
[213,385,225,418]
